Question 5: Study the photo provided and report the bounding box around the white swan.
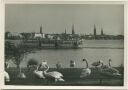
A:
[17,72,26,79]
[43,65,64,82]
[91,60,103,67]
[101,59,111,69]
[33,66,45,79]
[5,62,10,82]
[4,71,10,82]
[80,59,91,78]
[5,61,9,69]
[100,59,121,76]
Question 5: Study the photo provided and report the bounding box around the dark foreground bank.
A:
[5,67,124,86]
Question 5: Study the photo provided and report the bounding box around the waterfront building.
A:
[47,34,54,39]
[34,25,45,39]
[34,33,43,38]
[6,32,23,39]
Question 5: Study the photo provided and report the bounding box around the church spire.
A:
[72,24,75,34]
[65,28,67,34]
[101,28,104,35]
[40,24,43,34]
[94,24,96,36]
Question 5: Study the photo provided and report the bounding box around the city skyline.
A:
[5,4,124,35]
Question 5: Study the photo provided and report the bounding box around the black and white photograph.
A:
[4,3,124,86]
[2,89,126,90]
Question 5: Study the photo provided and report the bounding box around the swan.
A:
[16,68,26,79]
[17,72,26,79]
[42,65,64,82]
[5,61,9,69]
[101,59,111,69]
[5,61,10,82]
[33,66,45,79]
[4,71,10,82]
[80,59,91,78]
[91,60,103,67]
[100,59,121,76]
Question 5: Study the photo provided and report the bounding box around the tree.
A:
[5,40,31,78]
[12,44,25,68]
[5,41,15,61]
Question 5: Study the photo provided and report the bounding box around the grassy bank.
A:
[5,67,123,86]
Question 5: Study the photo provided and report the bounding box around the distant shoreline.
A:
[5,39,124,49]
[83,47,124,49]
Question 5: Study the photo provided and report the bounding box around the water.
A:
[82,40,123,48]
[9,40,124,68]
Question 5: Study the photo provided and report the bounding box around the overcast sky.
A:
[5,4,124,35]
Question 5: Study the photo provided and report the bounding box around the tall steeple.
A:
[72,24,75,34]
[101,28,104,35]
[40,24,43,34]
[65,28,67,34]
[94,24,96,36]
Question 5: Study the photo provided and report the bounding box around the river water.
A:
[9,40,124,68]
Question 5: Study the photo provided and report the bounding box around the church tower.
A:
[101,28,104,35]
[94,24,96,36]
[40,25,43,34]
[72,24,75,34]
[65,28,67,34]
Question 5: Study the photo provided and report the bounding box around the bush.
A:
[27,58,38,67]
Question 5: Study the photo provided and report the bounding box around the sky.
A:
[5,4,124,35]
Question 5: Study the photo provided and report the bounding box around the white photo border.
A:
[0,0,127,89]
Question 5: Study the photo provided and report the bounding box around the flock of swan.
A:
[80,59,121,78]
[33,64,65,82]
[5,59,122,84]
